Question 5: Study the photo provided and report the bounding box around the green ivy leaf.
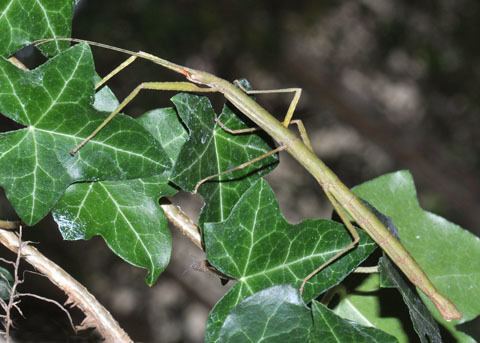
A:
[332,274,410,342]
[379,256,441,343]
[352,171,480,338]
[333,274,476,342]
[218,285,396,342]
[0,266,13,300]
[52,90,187,285]
[92,75,120,112]
[204,179,377,342]
[53,175,176,285]
[170,93,278,224]
[137,107,188,167]
[311,300,396,342]
[360,203,442,342]
[218,285,312,342]
[92,81,188,168]
[0,0,75,57]
[0,43,171,225]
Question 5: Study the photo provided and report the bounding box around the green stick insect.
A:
[36,38,461,321]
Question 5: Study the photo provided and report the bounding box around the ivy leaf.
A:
[52,92,187,285]
[203,179,377,342]
[352,171,480,337]
[0,43,171,225]
[217,285,396,342]
[379,256,442,343]
[311,300,397,342]
[0,0,75,57]
[170,93,278,224]
[332,275,410,342]
[333,274,476,342]
[92,80,188,165]
[53,175,176,285]
[0,266,13,300]
[92,75,120,112]
[137,107,188,166]
[218,285,312,342]
[361,202,442,342]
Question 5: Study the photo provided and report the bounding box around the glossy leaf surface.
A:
[0,266,13,300]
[170,93,278,224]
[218,285,396,342]
[333,274,410,342]
[204,179,377,342]
[137,107,188,167]
[361,202,442,342]
[53,96,186,284]
[0,43,171,224]
[53,175,176,285]
[311,300,396,342]
[353,171,480,339]
[333,274,476,342]
[218,285,312,342]
[379,256,441,343]
[0,0,74,57]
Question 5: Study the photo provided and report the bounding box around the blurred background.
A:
[1,0,479,341]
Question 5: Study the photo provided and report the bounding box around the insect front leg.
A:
[71,81,218,155]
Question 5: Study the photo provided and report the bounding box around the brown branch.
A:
[0,221,20,231]
[4,226,23,341]
[0,227,132,343]
[161,203,203,250]
[18,293,75,333]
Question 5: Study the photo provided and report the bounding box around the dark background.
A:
[1,0,479,341]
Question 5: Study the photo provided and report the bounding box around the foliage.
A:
[0,1,478,342]
[353,171,480,341]
[218,285,396,342]
[0,0,74,57]
[204,178,376,342]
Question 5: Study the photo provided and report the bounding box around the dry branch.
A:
[0,227,132,343]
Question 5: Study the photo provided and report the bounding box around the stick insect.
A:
[35,38,461,321]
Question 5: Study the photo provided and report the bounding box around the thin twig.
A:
[4,226,23,341]
[0,226,132,342]
[161,204,203,249]
[17,293,75,332]
[354,266,379,273]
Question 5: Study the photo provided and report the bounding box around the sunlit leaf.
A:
[360,202,442,342]
[332,274,410,342]
[311,299,396,342]
[333,274,476,342]
[353,170,480,339]
[379,256,441,343]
